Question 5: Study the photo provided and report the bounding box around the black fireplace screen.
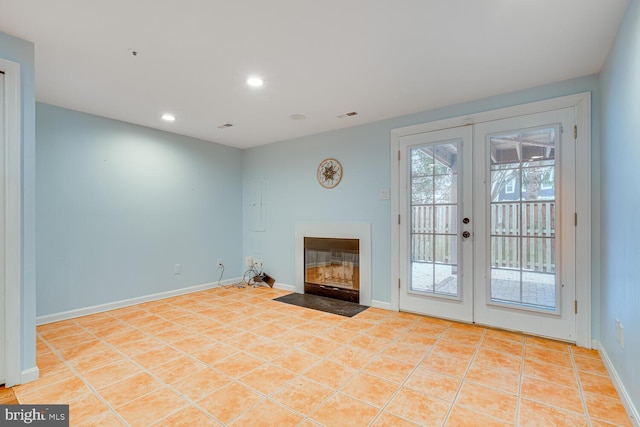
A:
[304,237,360,291]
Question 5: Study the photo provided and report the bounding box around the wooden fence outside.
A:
[411,202,555,272]
[411,205,455,264]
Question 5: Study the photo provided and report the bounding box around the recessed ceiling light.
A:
[290,114,306,120]
[246,77,264,87]
[161,114,176,122]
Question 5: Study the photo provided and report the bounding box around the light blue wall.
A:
[600,0,640,412]
[243,124,393,302]
[243,76,602,328]
[36,104,243,316]
[0,31,37,378]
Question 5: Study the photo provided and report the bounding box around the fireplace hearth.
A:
[304,237,360,303]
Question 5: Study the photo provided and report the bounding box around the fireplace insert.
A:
[304,237,360,303]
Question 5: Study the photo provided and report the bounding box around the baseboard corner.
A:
[595,340,640,427]
[273,282,296,292]
[370,300,393,311]
[20,366,40,385]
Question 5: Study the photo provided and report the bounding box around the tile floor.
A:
[10,286,633,426]
[0,385,18,405]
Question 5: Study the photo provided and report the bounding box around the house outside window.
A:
[505,178,516,194]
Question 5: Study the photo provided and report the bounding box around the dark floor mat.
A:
[273,293,368,317]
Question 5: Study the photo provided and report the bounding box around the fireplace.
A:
[295,222,371,306]
[304,237,360,303]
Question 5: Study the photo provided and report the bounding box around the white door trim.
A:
[391,92,591,347]
[574,95,592,348]
[1,58,23,387]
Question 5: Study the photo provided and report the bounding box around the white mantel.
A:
[295,222,371,306]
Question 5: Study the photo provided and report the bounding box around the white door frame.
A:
[391,92,591,347]
[0,58,23,387]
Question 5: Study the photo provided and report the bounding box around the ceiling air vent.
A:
[217,123,234,129]
[337,111,358,119]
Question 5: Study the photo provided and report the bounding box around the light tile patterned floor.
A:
[0,385,18,405]
[12,286,633,426]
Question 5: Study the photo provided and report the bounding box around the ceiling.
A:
[0,0,629,149]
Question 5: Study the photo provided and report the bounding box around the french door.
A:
[398,107,577,341]
[473,108,576,341]
[398,126,474,323]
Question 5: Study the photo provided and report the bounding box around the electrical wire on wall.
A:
[217,264,227,287]
[241,264,263,287]
[219,264,245,289]
[219,262,273,289]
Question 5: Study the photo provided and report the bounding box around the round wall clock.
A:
[317,158,343,188]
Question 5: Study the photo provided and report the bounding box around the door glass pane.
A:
[411,234,433,262]
[410,141,460,297]
[434,205,457,234]
[411,177,434,204]
[489,126,558,310]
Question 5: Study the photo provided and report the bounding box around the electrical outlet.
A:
[217,258,223,269]
[246,256,253,268]
[174,264,182,275]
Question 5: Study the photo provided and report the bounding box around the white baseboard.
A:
[20,366,40,385]
[371,300,394,311]
[273,282,296,292]
[595,340,640,427]
[36,278,241,325]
